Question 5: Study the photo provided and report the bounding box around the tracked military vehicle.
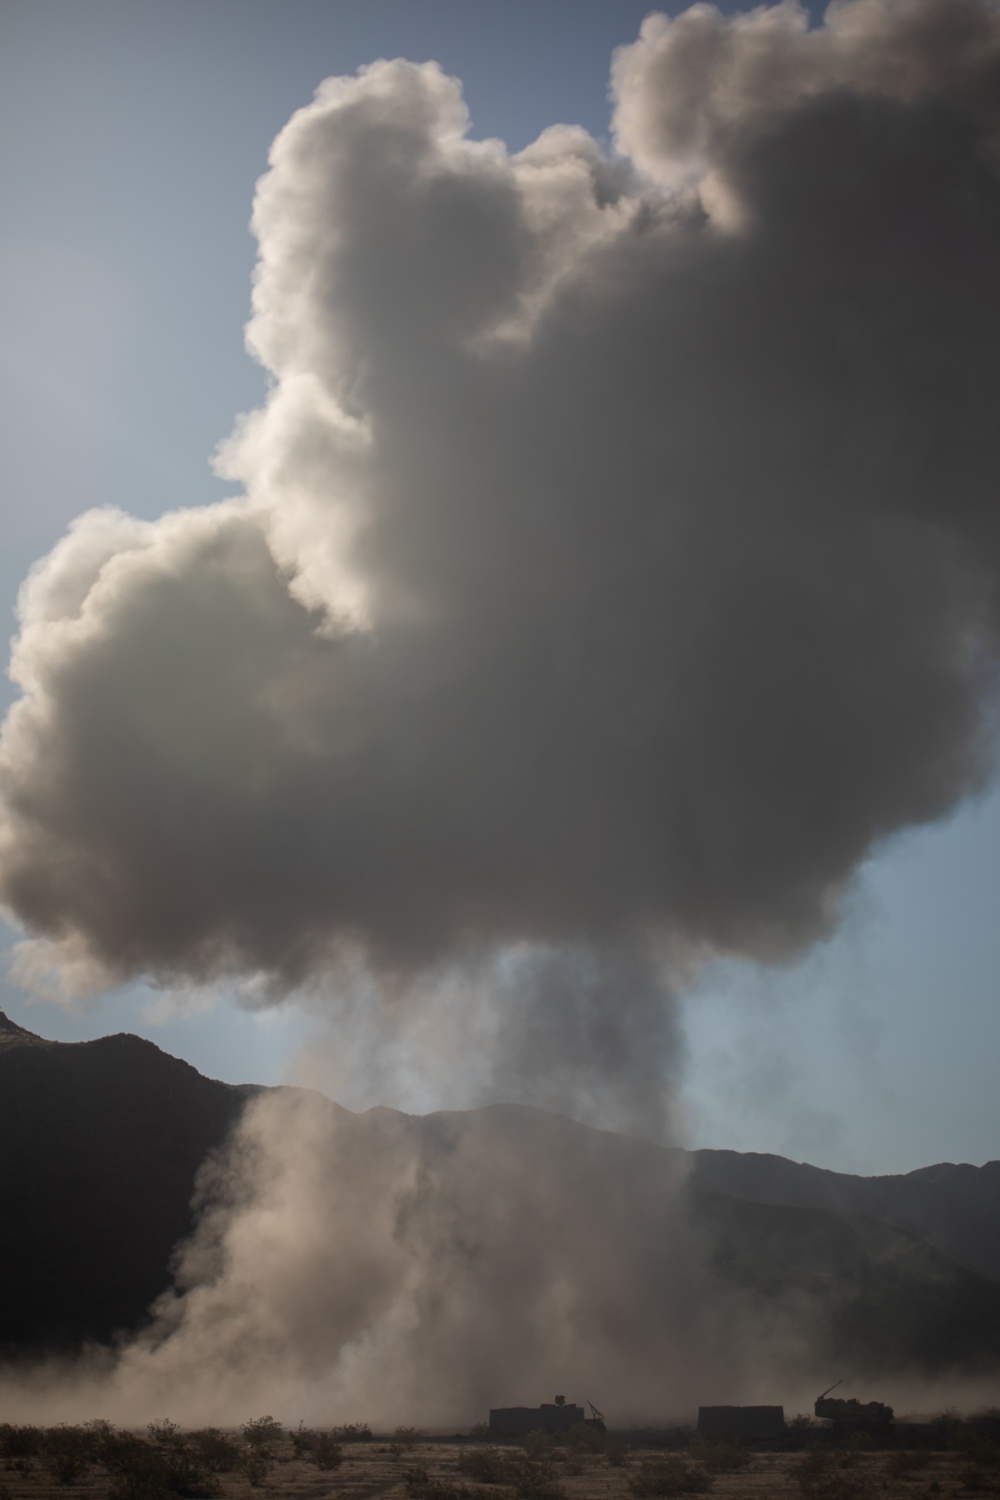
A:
[814,1382,893,1429]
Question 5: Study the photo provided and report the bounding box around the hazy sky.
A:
[1,0,998,1177]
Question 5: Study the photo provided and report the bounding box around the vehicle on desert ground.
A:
[814,1381,894,1429]
[488,1395,606,1439]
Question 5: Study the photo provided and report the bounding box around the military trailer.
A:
[489,1396,605,1439]
[814,1383,893,1429]
[697,1406,786,1441]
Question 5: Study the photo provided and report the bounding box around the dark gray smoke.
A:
[1,0,999,1093]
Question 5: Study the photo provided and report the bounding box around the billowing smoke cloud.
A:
[5,0,1000,1015]
[3,0,1000,1421]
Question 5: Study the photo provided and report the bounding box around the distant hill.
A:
[690,1147,1000,1283]
[391,1101,1000,1376]
[1,1011,998,1375]
[688,1189,1000,1373]
[0,1011,251,1351]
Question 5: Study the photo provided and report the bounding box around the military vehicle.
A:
[814,1382,894,1428]
[489,1396,606,1439]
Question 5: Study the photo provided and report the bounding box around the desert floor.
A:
[3,1429,1000,1500]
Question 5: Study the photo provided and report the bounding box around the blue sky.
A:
[0,0,996,1177]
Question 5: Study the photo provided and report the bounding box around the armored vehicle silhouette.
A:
[814,1382,894,1428]
[489,1396,605,1439]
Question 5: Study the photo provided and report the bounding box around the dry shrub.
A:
[688,1439,749,1473]
[187,1430,240,1473]
[148,1422,182,1448]
[291,1425,316,1458]
[105,1430,221,1500]
[458,1447,515,1483]
[0,1426,40,1460]
[103,1435,168,1500]
[146,1419,222,1497]
[628,1457,712,1496]
[313,1435,344,1470]
[515,1468,565,1500]
[404,1466,496,1500]
[238,1450,272,1488]
[795,1451,874,1500]
[162,1453,221,1498]
[241,1416,283,1455]
[456,1449,563,1500]
[40,1425,94,1485]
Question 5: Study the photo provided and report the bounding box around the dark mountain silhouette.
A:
[690,1148,1000,1283]
[1,1011,997,1375]
[0,1010,252,1352]
[688,1190,1000,1373]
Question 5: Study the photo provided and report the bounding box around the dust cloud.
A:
[0,1091,836,1426]
[2,0,1000,1424]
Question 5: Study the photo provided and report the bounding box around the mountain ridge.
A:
[1,1010,997,1376]
[689,1147,1000,1282]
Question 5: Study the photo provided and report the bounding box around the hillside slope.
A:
[0,1013,250,1351]
[691,1148,1000,1283]
[1,1012,997,1377]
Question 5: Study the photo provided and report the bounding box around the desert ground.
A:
[3,1418,1000,1500]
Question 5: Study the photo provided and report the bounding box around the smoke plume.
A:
[2,0,1000,1421]
[5,0,1000,1003]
